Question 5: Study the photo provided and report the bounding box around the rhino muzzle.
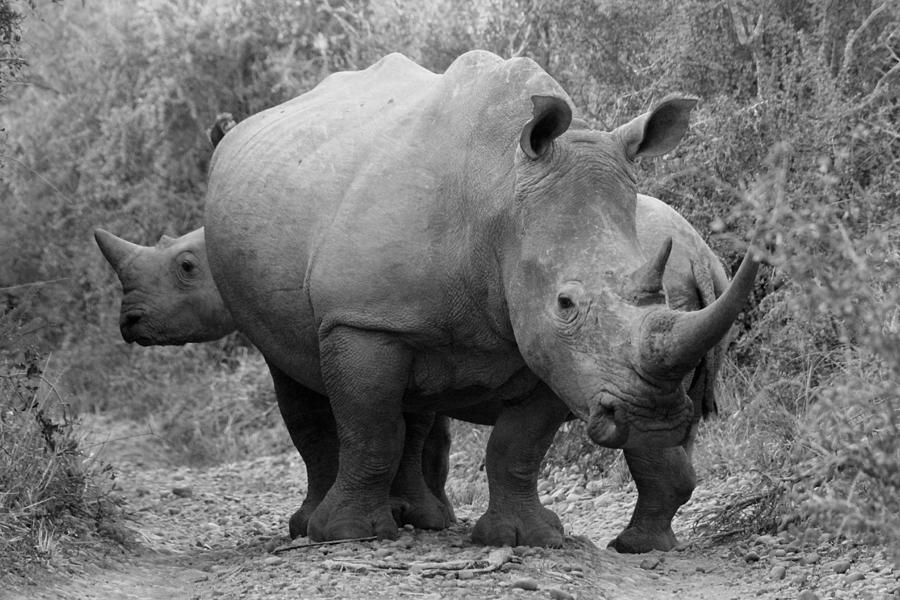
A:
[586,393,692,448]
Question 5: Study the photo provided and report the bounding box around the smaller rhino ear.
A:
[157,234,176,249]
[520,95,573,160]
[615,95,698,161]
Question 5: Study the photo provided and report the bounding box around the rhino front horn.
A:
[94,228,144,275]
[639,242,760,379]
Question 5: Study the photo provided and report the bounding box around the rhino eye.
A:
[181,260,194,273]
[557,295,575,311]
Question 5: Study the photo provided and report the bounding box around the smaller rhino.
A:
[94,228,234,346]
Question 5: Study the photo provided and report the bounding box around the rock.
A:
[263,556,284,566]
[770,566,787,580]
[800,552,820,565]
[831,559,852,574]
[744,551,761,563]
[844,572,865,584]
[756,534,779,546]
[172,486,193,498]
[640,556,662,570]
[548,589,575,600]
[798,591,820,600]
[511,578,540,591]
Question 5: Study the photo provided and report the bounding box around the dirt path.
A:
[6,430,899,600]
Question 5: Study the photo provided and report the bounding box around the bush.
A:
[0,298,123,577]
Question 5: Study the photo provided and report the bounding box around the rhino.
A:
[98,50,760,551]
[98,202,737,553]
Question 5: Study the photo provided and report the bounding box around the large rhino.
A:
[98,50,760,551]
[98,210,736,553]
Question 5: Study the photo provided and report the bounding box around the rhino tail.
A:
[208,112,238,148]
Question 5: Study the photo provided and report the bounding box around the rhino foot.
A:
[471,506,564,547]
[608,525,678,553]
[390,492,455,531]
[307,495,398,542]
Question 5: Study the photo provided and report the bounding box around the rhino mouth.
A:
[119,309,150,345]
[586,392,692,448]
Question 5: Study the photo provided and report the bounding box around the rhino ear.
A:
[615,95,698,161]
[520,95,572,160]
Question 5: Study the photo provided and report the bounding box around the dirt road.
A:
[7,443,899,600]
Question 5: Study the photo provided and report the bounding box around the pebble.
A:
[262,556,284,566]
[831,559,852,574]
[172,486,193,498]
[770,566,787,580]
[844,573,866,584]
[800,553,820,565]
[456,570,475,580]
[511,578,539,591]
[798,590,821,600]
[548,589,575,600]
[744,551,761,563]
[640,556,662,570]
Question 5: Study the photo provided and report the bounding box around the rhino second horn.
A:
[638,243,760,379]
[627,237,672,300]
[94,228,145,275]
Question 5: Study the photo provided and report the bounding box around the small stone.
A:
[745,551,761,563]
[548,589,575,600]
[831,559,852,574]
[844,572,865,584]
[756,535,779,546]
[457,570,475,580]
[511,578,539,591]
[770,566,787,580]
[263,556,284,566]
[798,591,820,600]
[403,523,415,531]
[640,556,662,570]
[800,552,820,565]
[172,486,193,498]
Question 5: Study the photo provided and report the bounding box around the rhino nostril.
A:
[121,313,142,329]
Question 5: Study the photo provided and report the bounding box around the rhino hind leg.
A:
[390,412,456,530]
[422,414,454,518]
[268,362,339,539]
[307,327,410,541]
[608,444,696,553]
[472,385,570,547]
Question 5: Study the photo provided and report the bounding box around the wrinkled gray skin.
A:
[98,50,760,551]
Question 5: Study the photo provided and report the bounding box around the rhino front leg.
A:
[390,412,456,529]
[307,327,408,541]
[472,385,570,547]
[608,442,696,553]
[268,361,339,539]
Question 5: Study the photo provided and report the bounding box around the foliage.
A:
[0,299,122,577]
[0,0,898,556]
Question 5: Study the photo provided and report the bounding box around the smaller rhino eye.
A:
[557,295,575,310]
[181,260,195,274]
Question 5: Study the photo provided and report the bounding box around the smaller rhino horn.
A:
[94,229,144,275]
[628,237,673,298]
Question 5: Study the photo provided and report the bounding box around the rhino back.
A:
[205,51,571,392]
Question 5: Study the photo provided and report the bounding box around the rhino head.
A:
[94,227,235,345]
[505,95,759,449]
